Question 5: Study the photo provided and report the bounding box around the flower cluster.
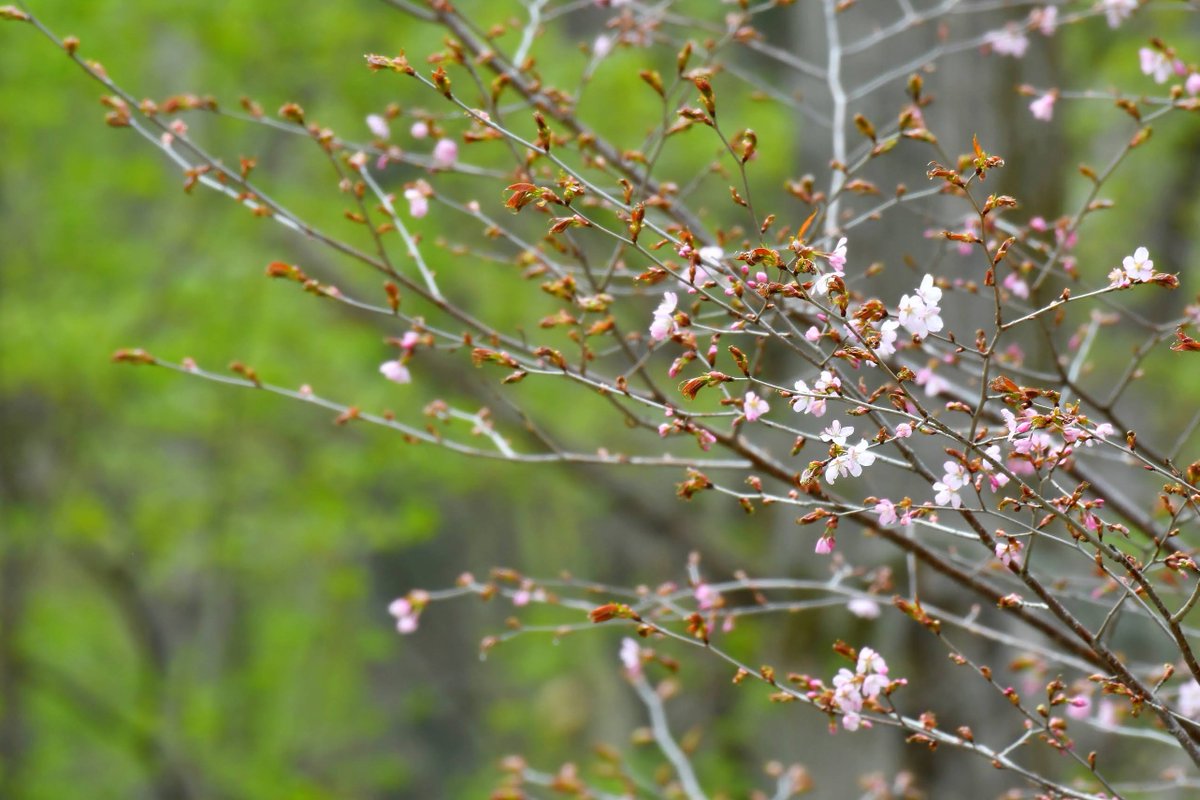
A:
[792,370,841,417]
[821,647,900,732]
[388,590,429,634]
[897,275,944,340]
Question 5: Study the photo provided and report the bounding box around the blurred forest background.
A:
[3,2,1200,798]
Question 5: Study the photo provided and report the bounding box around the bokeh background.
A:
[3,2,1200,798]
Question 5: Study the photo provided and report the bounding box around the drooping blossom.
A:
[1100,0,1137,28]
[814,535,835,555]
[1139,47,1173,84]
[379,360,411,384]
[987,26,1029,58]
[432,137,458,167]
[1029,92,1056,121]
[743,391,769,422]
[649,291,678,341]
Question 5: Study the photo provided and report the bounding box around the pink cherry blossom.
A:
[820,420,853,445]
[1004,272,1031,298]
[404,187,429,218]
[694,582,719,609]
[1187,73,1200,95]
[388,597,421,633]
[847,598,881,619]
[814,535,835,555]
[987,26,1029,58]
[1029,92,1056,122]
[1100,0,1137,28]
[432,137,458,167]
[1178,680,1200,718]
[1032,6,1058,35]
[649,291,678,341]
[1122,246,1154,282]
[894,422,913,439]
[379,360,411,384]
[995,538,1024,568]
[827,237,848,271]
[410,120,429,139]
[824,439,876,484]
[366,113,390,139]
[874,499,898,526]
[1139,48,1173,84]
[743,391,769,422]
[620,637,642,677]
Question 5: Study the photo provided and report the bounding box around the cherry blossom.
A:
[432,137,458,167]
[894,422,913,439]
[619,637,642,677]
[1178,680,1200,719]
[995,538,1024,568]
[932,469,964,508]
[410,120,430,139]
[825,439,876,484]
[792,370,841,417]
[825,645,899,731]
[847,598,881,619]
[388,597,421,633]
[1032,6,1058,36]
[1139,48,1173,84]
[814,535,835,555]
[874,498,898,526]
[1188,73,1200,95]
[1122,246,1154,282]
[649,291,679,341]
[404,186,429,218]
[872,319,901,358]
[743,391,769,422]
[819,420,853,445]
[379,360,411,384]
[898,275,944,340]
[826,237,848,271]
[694,582,719,610]
[1029,92,1056,121]
[987,26,1029,58]
[1100,0,1137,28]
[366,113,390,139]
